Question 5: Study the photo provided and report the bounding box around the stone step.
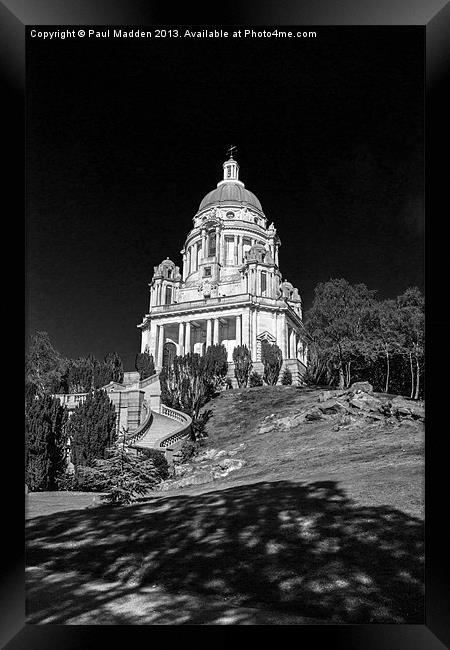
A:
[137,412,181,449]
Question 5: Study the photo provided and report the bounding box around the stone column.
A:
[215,226,220,263]
[221,232,226,265]
[206,319,212,348]
[252,308,258,361]
[178,322,185,356]
[238,236,243,264]
[157,324,165,366]
[275,245,279,266]
[234,235,238,265]
[279,315,286,359]
[185,321,191,354]
[201,228,207,259]
[213,318,219,345]
[291,329,296,359]
[236,314,242,346]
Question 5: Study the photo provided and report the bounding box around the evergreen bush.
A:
[136,448,169,480]
[261,340,283,385]
[281,368,293,385]
[96,447,160,505]
[249,371,263,387]
[25,394,68,491]
[233,344,253,388]
[68,389,117,475]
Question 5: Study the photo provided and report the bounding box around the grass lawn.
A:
[26,491,106,519]
[26,386,424,625]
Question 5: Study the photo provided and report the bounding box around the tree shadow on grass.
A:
[26,480,424,624]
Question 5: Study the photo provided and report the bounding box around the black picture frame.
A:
[4,0,449,647]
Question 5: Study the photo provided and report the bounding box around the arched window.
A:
[208,231,216,257]
[165,286,172,305]
[261,271,267,296]
[162,342,177,368]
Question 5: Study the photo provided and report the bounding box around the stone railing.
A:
[125,400,153,446]
[138,372,160,389]
[54,392,88,408]
[157,404,192,450]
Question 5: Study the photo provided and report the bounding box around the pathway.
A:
[136,412,181,449]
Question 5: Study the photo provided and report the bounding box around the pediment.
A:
[256,331,276,342]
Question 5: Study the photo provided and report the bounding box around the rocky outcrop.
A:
[256,385,424,435]
[157,443,248,491]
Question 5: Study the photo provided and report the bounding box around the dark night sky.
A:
[26,27,424,370]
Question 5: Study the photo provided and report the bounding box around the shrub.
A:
[55,472,77,491]
[249,371,263,387]
[178,439,202,464]
[190,409,212,441]
[135,347,155,381]
[233,344,253,388]
[97,447,160,505]
[72,465,107,492]
[261,340,283,385]
[203,344,229,393]
[136,448,169,480]
[68,389,117,474]
[160,345,228,419]
[225,377,233,390]
[281,368,293,385]
[25,393,68,491]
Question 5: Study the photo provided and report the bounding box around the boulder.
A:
[318,390,349,402]
[174,464,194,477]
[350,381,374,394]
[294,406,324,423]
[277,416,295,429]
[390,397,425,420]
[215,450,228,459]
[349,392,382,413]
[213,458,246,478]
[194,448,219,462]
[227,442,247,456]
[318,399,348,415]
[216,458,246,472]
[305,409,324,422]
[259,423,275,434]
[179,470,215,487]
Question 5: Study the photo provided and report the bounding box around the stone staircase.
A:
[134,411,181,449]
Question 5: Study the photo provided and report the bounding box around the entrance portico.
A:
[152,312,244,367]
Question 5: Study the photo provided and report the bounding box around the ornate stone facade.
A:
[137,154,308,384]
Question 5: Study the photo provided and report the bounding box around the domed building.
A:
[138,152,308,384]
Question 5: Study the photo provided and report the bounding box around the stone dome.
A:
[198,182,263,213]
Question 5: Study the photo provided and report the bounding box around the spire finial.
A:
[226,144,237,159]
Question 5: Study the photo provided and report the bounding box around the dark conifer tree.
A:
[68,389,117,474]
[135,347,156,381]
[261,341,283,385]
[25,394,68,490]
[233,344,253,387]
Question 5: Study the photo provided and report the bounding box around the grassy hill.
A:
[26,385,424,625]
